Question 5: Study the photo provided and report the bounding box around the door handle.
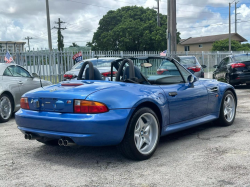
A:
[209,87,218,92]
[169,92,177,96]
[18,81,23,85]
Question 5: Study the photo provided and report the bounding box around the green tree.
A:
[212,39,250,51]
[57,30,64,51]
[69,42,79,47]
[87,6,180,51]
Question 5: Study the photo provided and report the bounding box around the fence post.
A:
[201,51,204,65]
[120,51,123,58]
[216,51,219,65]
[91,51,94,58]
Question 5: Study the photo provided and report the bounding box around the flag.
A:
[160,50,167,56]
[72,52,83,63]
[4,51,13,63]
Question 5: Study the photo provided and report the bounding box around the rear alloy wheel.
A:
[118,107,160,160]
[215,90,236,126]
[0,94,13,123]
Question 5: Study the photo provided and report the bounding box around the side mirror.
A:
[32,73,39,78]
[213,65,218,68]
[187,74,196,84]
[201,65,207,68]
[141,63,152,68]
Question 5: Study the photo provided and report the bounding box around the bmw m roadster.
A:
[15,57,237,160]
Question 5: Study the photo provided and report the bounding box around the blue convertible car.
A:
[15,57,237,160]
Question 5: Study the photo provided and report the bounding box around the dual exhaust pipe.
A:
[24,133,75,147]
[24,133,39,140]
[58,139,76,146]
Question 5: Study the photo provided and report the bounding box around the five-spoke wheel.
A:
[215,90,236,126]
[118,107,160,160]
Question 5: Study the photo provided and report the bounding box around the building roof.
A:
[0,41,26,44]
[179,33,247,45]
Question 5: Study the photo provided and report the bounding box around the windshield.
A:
[137,58,185,84]
[233,54,250,62]
[72,58,117,69]
[179,57,197,65]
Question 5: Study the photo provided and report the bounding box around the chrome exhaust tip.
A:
[63,139,76,146]
[58,139,64,146]
[24,133,31,140]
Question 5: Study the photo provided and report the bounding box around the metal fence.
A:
[0,50,247,83]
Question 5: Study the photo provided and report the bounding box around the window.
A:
[8,66,31,77]
[184,46,190,51]
[222,58,230,67]
[140,59,185,85]
[199,44,203,48]
[176,63,191,83]
[3,68,13,76]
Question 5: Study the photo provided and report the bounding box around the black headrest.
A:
[85,67,103,80]
[122,66,142,80]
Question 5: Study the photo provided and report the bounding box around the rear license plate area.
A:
[40,98,56,111]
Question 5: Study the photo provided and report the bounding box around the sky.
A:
[1,0,250,50]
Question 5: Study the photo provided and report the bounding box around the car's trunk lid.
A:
[25,81,116,113]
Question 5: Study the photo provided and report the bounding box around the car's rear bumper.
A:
[15,108,133,146]
[230,73,250,84]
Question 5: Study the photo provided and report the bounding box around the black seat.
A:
[123,66,149,84]
[85,67,103,80]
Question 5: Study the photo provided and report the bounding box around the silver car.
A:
[63,57,122,81]
[0,63,52,122]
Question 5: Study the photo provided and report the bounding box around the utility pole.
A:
[229,2,231,51]
[235,1,240,33]
[53,18,67,51]
[153,0,160,27]
[46,0,52,51]
[167,0,177,55]
[157,0,160,27]
[24,37,33,51]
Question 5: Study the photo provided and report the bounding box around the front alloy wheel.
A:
[215,90,236,126]
[0,94,13,123]
[118,107,160,160]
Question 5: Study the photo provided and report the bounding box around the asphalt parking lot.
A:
[0,86,250,187]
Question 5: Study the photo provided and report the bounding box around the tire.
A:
[37,137,58,146]
[0,94,13,123]
[214,90,236,127]
[226,74,234,86]
[117,107,160,160]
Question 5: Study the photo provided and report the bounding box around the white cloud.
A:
[0,0,249,50]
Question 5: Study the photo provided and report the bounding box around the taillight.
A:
[102,71,117,77]
[157,69,168,75]
[74,100,108,114]
[231,63,246,68]
[188,66,201,72]
[63,74,74,79]
[20,98,30,110]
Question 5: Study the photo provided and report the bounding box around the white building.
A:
[0,41,26,53]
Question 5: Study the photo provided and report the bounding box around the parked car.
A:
[213,54,250,86]
[0,63,52,122]
[16,57,237,160]
[157,56,206,78]
[63,57,122,81]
